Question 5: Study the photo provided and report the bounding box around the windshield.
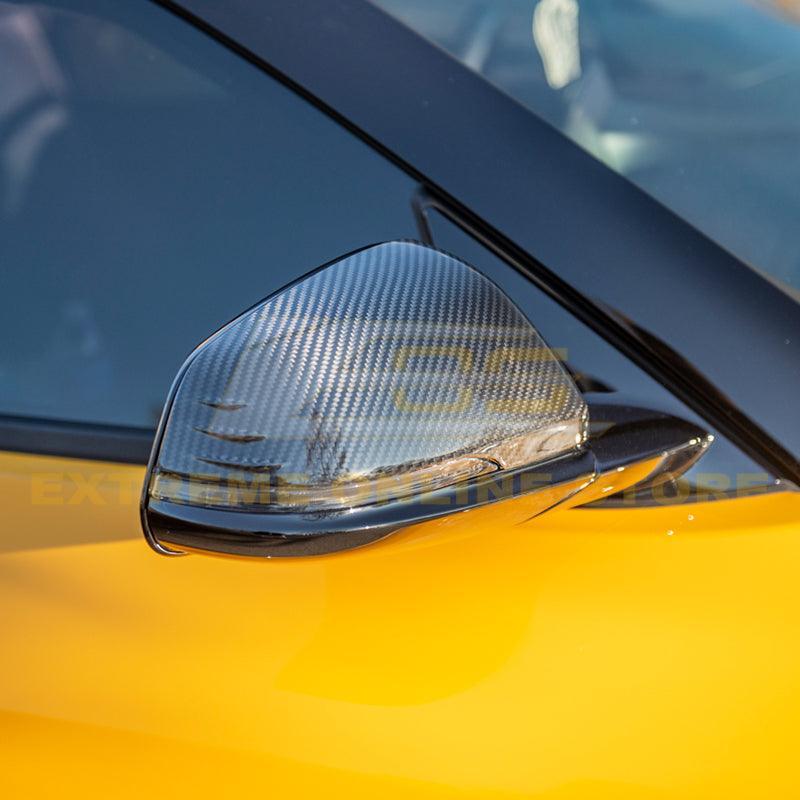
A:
[373,0,800,294]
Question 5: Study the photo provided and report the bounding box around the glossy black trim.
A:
[0,415,152,464]
[144,404,710,557]
[147,450,596,557]
[152,0,800,484]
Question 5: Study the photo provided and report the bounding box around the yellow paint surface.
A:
[1,451,799,798]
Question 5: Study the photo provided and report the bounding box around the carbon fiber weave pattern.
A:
[153,242,587,508]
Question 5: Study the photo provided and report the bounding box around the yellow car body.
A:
[3,2,800,796]
[3,449,799,798]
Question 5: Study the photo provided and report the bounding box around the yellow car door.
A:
[3,452,800,798]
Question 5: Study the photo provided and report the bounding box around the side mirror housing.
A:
[141,242,710,557]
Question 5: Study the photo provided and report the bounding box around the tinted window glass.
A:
[0,0,417,428]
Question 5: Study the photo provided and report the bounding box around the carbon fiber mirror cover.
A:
[142,241,591,556]
[149,241,586,510]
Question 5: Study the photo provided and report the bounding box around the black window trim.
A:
[0,415,152,465]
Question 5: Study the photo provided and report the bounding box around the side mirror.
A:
[141,242,711,557]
